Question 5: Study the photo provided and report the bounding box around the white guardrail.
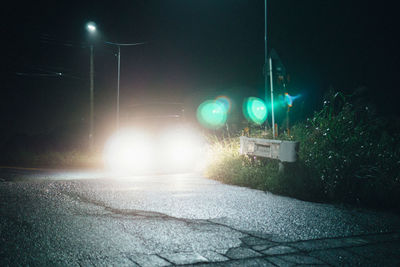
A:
[239,136,299,163]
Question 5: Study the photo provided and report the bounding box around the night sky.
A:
[2,0,400,141]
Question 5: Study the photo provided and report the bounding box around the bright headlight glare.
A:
[161,127,205,168]
[103,129,152,172]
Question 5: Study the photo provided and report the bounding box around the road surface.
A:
[1,167,400,266]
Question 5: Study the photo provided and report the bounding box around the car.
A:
[103,102,206,174]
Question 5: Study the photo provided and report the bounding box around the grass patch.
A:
[205,137,279,190]
[205,137,323,202]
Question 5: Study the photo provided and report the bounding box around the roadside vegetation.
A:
[0,129,102,169]
[0,149,101,169]
[206,91,400,211]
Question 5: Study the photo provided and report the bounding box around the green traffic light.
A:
[243,97,267,125]
[197,100,228,129]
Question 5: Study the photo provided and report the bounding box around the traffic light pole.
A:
[269,56,276,138]
[264,0,268,132]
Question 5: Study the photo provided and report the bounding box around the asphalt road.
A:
[1,167,400,266]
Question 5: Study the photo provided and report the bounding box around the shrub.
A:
[292,91,400,208]
[206,90,400,211]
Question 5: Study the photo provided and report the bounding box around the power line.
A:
[104,41,147,47]
[39,33,88,48]
[15,72,62,77]
[11,64,86,80]
[15,71,85,80]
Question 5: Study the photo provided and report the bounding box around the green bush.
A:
[292,91,400,208]
[206,90,400,211]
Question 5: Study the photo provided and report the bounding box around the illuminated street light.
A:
[86,21,97,150]
[86,22,96,33]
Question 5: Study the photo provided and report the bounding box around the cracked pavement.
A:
[1,168,400,266]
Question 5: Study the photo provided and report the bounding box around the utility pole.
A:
[117,46,121,129]
[264,0,268,132]
[89,44,94,150]
[104,41,146,130]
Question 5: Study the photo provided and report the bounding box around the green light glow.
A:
[197,100,227,129]
[243,97,267,125]
[215,96,232,113]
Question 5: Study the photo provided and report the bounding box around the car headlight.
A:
[103,128,152,173]
[160,127,206,170]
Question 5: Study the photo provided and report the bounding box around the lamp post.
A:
[86,22,96,150]
[105,41,146,129]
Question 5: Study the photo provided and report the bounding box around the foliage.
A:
[0,131,101,168]
[206,90,400,211]
[205,135,323,202]
[205,136,281,191]
[0,149,101,168]
[292,91,400,208]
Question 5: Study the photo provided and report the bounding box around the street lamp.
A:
[86,22,96,33]
[105,41,146,129]
[86,21,97,150]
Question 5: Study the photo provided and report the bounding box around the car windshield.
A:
[120,102,185,129]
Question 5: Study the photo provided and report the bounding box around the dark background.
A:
[1,0,399,147]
